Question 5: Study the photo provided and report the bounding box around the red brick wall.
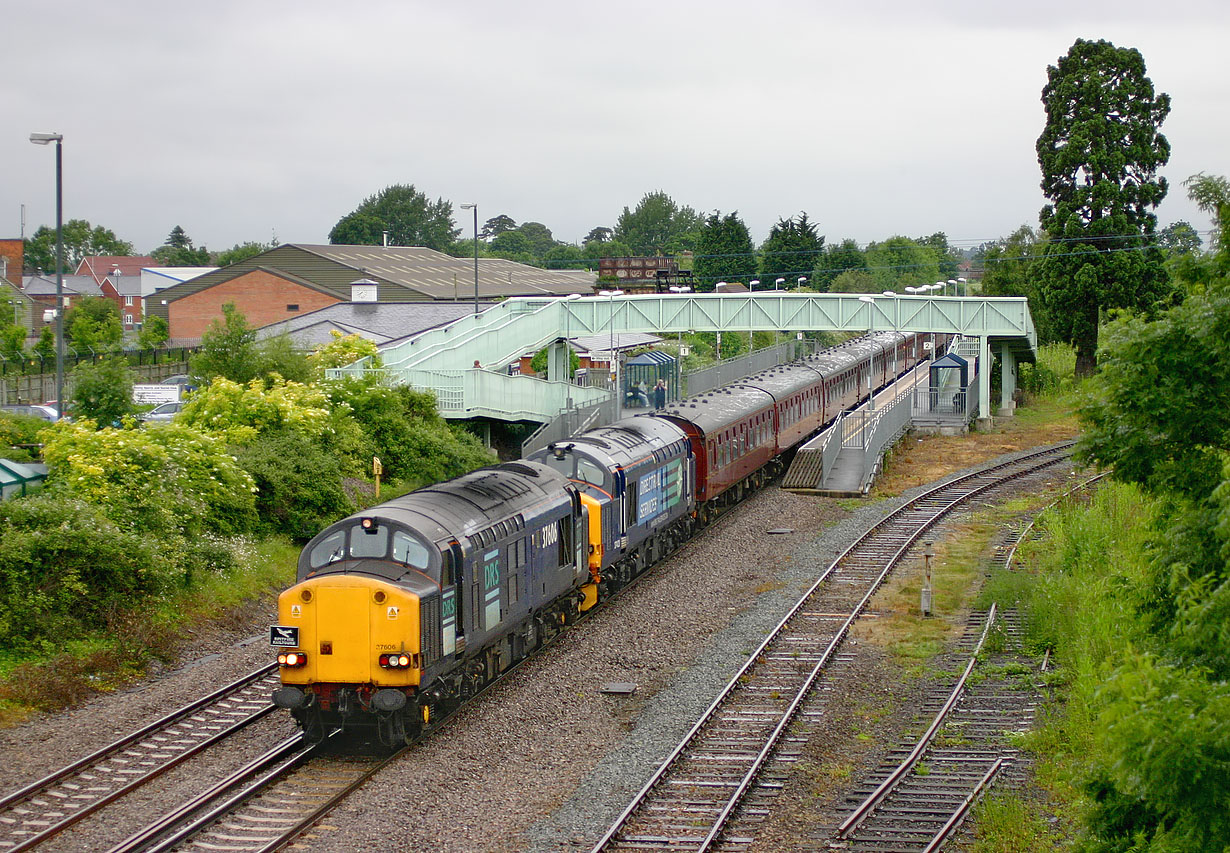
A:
[0,239,23,285]
[167,270,340,339]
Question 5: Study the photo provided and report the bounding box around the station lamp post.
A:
[459,203,479,314]
[956,276,967,296]
[775,277,785,290]
[797,276,808,288]
[749,279,760,290]
[29,131,64,419]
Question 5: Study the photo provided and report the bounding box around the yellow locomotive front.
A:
[271,513,449,744]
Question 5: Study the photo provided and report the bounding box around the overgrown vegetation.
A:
[975,189,1230,847]
[0,321,495,720]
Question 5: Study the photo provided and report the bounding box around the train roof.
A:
[338,461,574,547]
[656,382,776,434]
[533,413,689,469]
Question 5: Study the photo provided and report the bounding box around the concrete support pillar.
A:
[999,345,1017,416]
[546,338,570,382]
[978,335,993,424]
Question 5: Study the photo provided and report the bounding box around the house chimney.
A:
[350,277,378,303]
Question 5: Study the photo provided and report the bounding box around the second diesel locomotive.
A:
[271,330,936,744]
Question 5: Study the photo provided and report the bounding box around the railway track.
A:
[832,605,1038,852]
[820,472,1109,851]
[0,665,280,853]
[589,442,1074,853]
[107,734,395,853]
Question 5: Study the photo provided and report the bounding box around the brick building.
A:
[146,244,597,344]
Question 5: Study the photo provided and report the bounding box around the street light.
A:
[775,277,785,290]
[956,276,967,296]
[749,279,760,290]
[599,289,624,413]
[935,280,947,295]
[29,131,64,419]
[947,279,959,297]
[459,203,479,314]
[797,276,808,288]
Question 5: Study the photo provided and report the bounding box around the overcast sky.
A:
[6,1,1228,258]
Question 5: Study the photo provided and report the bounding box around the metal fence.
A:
[0,347,195,406]
[682,340,805,397]
[912,381,980,421]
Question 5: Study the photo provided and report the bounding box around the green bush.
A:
[0,414,50,461]
[70,357,139,425]
[324,382,494,485]
[40,420,258,536]
[235,429,354,539]
[0,495,162,651]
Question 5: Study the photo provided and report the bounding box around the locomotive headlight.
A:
[278,652,308,668]
[398,654,410,667]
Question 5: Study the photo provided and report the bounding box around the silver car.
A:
[0,403,58,422]
[138,401,184,423]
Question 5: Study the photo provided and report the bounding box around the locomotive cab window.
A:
[350,524,388,558]
[309,530,347,568]
[392,531,432,573]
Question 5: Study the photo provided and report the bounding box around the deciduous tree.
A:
[215,241,276,267]
[812,239,866,291]
[328,184,459,251]
[864,236,940,292]
[1036,38,1174,376]
[136,315,169,349]
[24,220,133,273]
[614,191,703,256]
[190,303,261,384]
[69,358,138,426]
[64,295,123,352]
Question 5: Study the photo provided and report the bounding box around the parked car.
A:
[0,404,58,422]
[160,374,198,393]
[138,401,184,423]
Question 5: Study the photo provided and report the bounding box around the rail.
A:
[590,443,1074,852]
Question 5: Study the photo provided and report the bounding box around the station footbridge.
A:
[327,292,1036,425]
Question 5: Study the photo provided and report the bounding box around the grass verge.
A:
[0,536,298,727]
